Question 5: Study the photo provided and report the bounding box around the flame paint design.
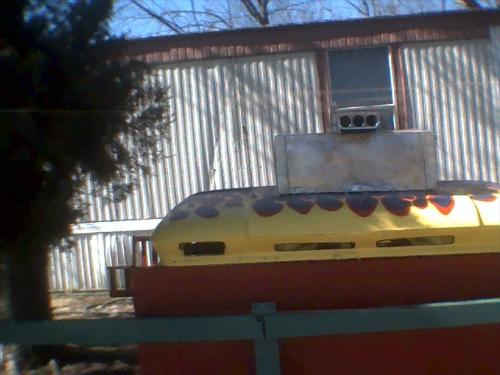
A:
[253,199,284,217]
[169,210,189,221]
[428,195,455,215]
[166,183,499,221]
[315,196,343,211]
[470,193,497,202]
[195,206,220,219]
[345,194,378,217]
[381,194,412,216]
[286,197,315,214]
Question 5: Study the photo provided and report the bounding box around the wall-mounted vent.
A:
[336,112,380,132]
[179,242,226,255]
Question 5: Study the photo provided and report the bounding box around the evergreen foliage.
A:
[0,0,170,319]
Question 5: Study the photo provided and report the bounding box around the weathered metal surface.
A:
[492,27,500,160]
[133,257,500,374]
[402,39,499,182]
[276,131,437,194]
[80,52,322,223]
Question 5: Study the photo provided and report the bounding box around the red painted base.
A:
[131,254,500,375]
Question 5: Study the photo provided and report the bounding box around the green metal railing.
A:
[1,298,499,375]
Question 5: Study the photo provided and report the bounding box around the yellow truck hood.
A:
[153,181,500,266]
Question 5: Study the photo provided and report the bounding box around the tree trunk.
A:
[3,250,53,372]
[7,250,51,320]
[0,252,10,319]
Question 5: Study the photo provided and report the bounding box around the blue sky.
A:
[110,0,467,39]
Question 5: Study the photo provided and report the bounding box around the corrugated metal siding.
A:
[52,52,322,291]
[49,233,134,291]
[81,52,323,222]
[492,27,500,138]
[402,40,499,182]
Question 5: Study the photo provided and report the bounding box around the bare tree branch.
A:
[241,0,270,26]
[190,0,201,32]
[456,0,483,9]
[258,0,270,24]
[114,0,475,38]
[129,0,183,33]
[166,10,235,30]
[346,0,371,16]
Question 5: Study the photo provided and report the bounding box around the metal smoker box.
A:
[275,130,437,194]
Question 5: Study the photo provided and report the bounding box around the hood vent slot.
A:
[180,242,225,255]
[377,235,455,248]
[275,242,355,251]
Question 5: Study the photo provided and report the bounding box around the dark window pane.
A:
[329,48,393,107]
